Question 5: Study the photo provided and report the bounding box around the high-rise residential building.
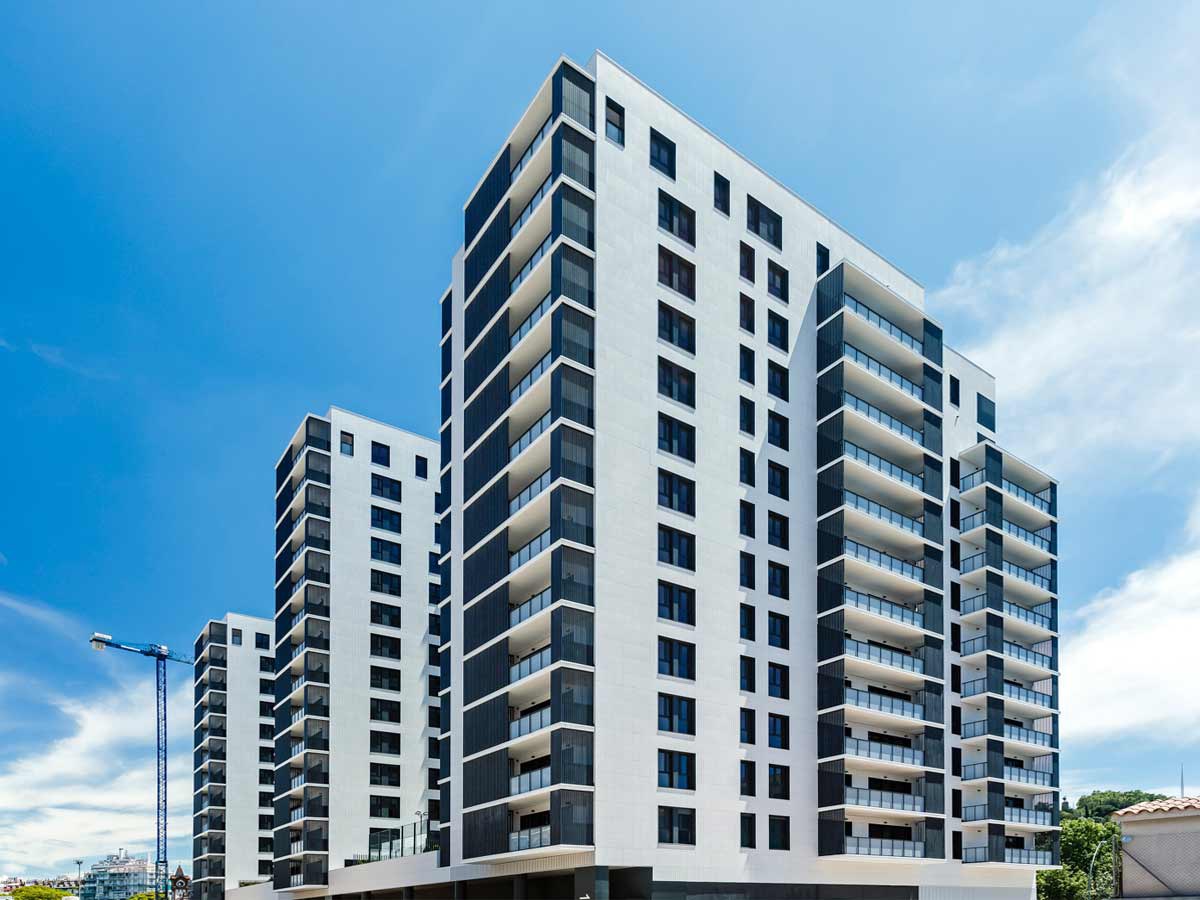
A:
[78,850,153,900]
[193,613,276,900]
[268,408,442,890]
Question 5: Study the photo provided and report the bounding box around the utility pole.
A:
[89,633,191,900]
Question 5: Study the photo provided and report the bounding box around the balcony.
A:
[844,538,923,584]
[843,736,924,767]
[964,846,1055,866]
[844,637,923,674]
[842,440,923,492]
[843,489,922,536]
[510,765,552,796]
[511,232,553,295]
[843,786,924,812]
[842,391,924,448]
[959,469,1053,517]
[962,719,1055,750]
[845,686,923,721]
[510,705,552,740]
[961,592,1055,635]
[510,114,553,185]
[511,410,552,462]
[961,678,1055,711]
[509,824,552,852]
[842,342,923,402]
[841,586,925,631]
[510,468,552,516]
[511,292,553,353]
[511,528,552,572]
[510,646,552,684]
[962,763,1054,788]
[960,636,1054,672]
[845,836,926,858]
[510,585,553,628]
[843,294,923,357]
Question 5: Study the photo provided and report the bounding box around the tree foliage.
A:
[1063,789,1166,821]
[1037,810,1123,900]
[12,888,71,900]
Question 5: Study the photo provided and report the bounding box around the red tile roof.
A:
[1112,797,1200,817]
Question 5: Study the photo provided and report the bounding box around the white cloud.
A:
[0,592,80,639]
[27,343,118,382]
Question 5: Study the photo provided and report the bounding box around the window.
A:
[740,708,756,744]
[370,666,402,692]
[739,448,755,486]
[340,431,354,455]
[767,512,789,549]
[950,375,960,407]
[740,553,756,590]
[231,628,242,646]
[658,357,696,407]
[658,468,696,515]
[740,602,755,639]
[768,561,789,599]
[977,394,996,431]
[658,693,695,734]
[768,713,789,749]
[740,655,756,692]
[658,413,695,461]
[658,581,695,625]
[371,506,402,533]
[768,612,789,649]
[816,242,830,276]
[370,633,401,659]
[768,663,789,699]
[259,656,272,672]
[428,551,439,574]
[605,98,625,145]
[371,473,402,502]
[371,537,402,565]
[740,242,755,281]
[768,815,790,850]
[767,411,789,450]
[739,500,755,537]
[740,761,756,796]
[370,569,402,596]
[370,697,402,722]
[767,311,787,350]
[658,245,695,299]
[415,456,428,479]
[746,196,782,249]
[767,261,789,302]
[658,806,695,845]
[714,171,730,214]
[370,762,402,787]
[768,764,790,800]
[258,677,272,695]
[371,601,402,628]
[371,441,391,467]
[658,750,696,790]
[658,636,695,679]
[739,345,755,384]
[767,361,788,400]
[739,294,755,332]
[658,190,696,245]
[255,632,270,650]
[767,462,788,500]
[370,795,402,819]
[658,302,696,353]
[649,129,676,178]
[740,813,756,848]
[739,397,755,434]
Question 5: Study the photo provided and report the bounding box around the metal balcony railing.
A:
[845,686,922,720]
[845,538,923,582]
[843,295,923,354]
[843,343,923,400]
[842,586,922,628]
[843,440,922,490]
[844,392,923,445]
[844,736,923,767]
[844,637,922,673]
[844,490,921,534]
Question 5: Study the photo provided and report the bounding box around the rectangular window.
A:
[370,666,403,692]
[658,750,696,790]
[714,171,730,214]
[950,375,960,407]
[767,361,789,400]
[370,633,401,659]
[371,441,391,467]
[371,473,402,502]
[768,713,789,749]
[977,394,996,431]
[740,655,756,692]
[658,580,696,625]
[649,129,676,178]
[740,760,756,797]
[739,448,755,486]
[370,698,402,723]
[370,730,401,754]
[739,293,755,332]
[739,397,755,435]
[768,764,790,800]
[739,345,755,384]
[658,413,695,461]
[740,553,756,590]
[767,311,787,350]
[658,806,695,845]
[340,431,354,456]
[768,662,789,699]
[658,245,695,299]
[371,506,402,533]
[768,815,790,850]
[657,636,695,679]
[767,412,789,450]
[767,261,789,302]
[657,468,696,515]
[658,302,696,353]
[816,242,830,276]
[740,708,756,744]
[739,500,755,538]
[658,190,696,245]
[415,455,428,479]
[740,602,755,639]
[767,462,788,499]
[768,561,789,599]
[370,601,402,628]
[740,242,755,282]
[658,692,695,734]
[370,569,402,596]
[371,537,402,565]
[768,612,789,649]
[740,813,756,848]
[605,98,625,145]
[658,357,696,407]
[231,628,242,646]
[747,196,782,249]
[369,762,402,787]
[255,632,270,650]
[369,795,402,819]
[767,512,789,549]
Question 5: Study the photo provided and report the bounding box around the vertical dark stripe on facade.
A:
[464,426,510,501]
[465,311,511,398]
[465,147,512,247]
[465,204,511,299]
[463,639,509,706]
[463,584,509,655]
[465,262,512,348]
[464,366,509,450]
[815,263,845,323]
[463,694,509,757]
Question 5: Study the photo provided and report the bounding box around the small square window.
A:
[340,431,354,456]
[255,632,270,650]
[415,455,428,479]
[714,172,730,214]
[605,98,625,146]
[650,128,676,178]
[231,628,242,646]
[372,441,391,467]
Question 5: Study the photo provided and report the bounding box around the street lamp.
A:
[1088,833,1124,899]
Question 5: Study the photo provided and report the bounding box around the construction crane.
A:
[90,632,191,900]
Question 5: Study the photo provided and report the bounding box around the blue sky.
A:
[3,0,1200,878]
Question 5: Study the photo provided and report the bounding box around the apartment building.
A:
[269,408,442,890]
[193,613,276,900]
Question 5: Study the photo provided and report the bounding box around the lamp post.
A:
[1088,833,1124,899]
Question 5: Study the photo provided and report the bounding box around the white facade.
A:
[193,612,276,900]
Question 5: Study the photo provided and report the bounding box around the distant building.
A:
[1113,797,1200,898]
[78,850,152,900]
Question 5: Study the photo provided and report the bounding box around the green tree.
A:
[12,888,70,900]
[1038,816,1121,900]
[1064,790,1166,821]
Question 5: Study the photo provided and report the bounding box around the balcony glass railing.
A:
[509,823,552,852]
[961,594,1054,630]
[511,292,553,351]
[844,489,921,534]
[1004,479,1052,514]
[961,551,986,574]
[959,468,986,492]
[844,736,923,767]
[510,528,552,572]
[510,765,552,796]
[511,351,553,405]
[843,587,922,628]
[510,115,553,182]
[961,636,987,657]
[845,836,924,858]
[1007,807,1053,826]
[962,762,987,781]
[845,687,922,720]
[844,637,922,673]
[511,410,552,460]
[960,510,986,532]
[843,343,923,400]
[844,392,923,445]
[1005,560,1053,591]
[510,705,552,740]
[962,804,989,822]
[510,174,553,240]
[843,440,922,490]
[511,232,553,294]
[511,586,552,627]
[845,538,923,582]
[1004,520,1052,552]
[510,469,552,516]
[1006,723,1053,747]
[843,294,923,355]
[1005,683,1055,709]
[1004,641,1054,670]
[961,678,987,699]
[510,646,552,683]
[844,786,923,811]
[1006,848,1054,865]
